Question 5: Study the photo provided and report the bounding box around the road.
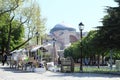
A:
[0,64,119,80]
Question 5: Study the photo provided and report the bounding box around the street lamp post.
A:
[35,32,39,61]
[79,22,84,72]
[52,38,57,65]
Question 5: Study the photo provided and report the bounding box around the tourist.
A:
[2,53,9,66]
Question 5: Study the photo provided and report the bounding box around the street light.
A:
[52,38,57,65]
[35,32,39,60]
[79,22,84,72]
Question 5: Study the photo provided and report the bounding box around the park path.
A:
[0,64,119,80]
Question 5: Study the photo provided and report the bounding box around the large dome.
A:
[50,23,76,33]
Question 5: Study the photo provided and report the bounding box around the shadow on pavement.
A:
[0,66,33,73]
[0,65,120,78]
[48,72,120,78]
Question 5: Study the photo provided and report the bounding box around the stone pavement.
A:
[0,64,120,80]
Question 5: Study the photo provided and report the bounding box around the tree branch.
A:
[11,37,32,52]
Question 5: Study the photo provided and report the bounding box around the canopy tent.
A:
[31,45,48,52]
[10,49,28,61]
[31,46,41,52]
[10,49,28,54]
[10,49,23,54]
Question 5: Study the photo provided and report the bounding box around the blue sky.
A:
[38,0,117,33]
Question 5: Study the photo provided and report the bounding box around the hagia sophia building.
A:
[50,22,80,49]
[43,22,87,60]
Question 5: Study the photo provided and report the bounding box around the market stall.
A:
[10,49,28,69]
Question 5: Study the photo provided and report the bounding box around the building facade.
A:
[50,23,80,50]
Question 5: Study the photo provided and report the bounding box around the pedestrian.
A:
[2,53,9,66]
[58,57,61,67]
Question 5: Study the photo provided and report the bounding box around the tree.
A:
[97,0,120,50]
[114,0,120,6]
[13,0,46,47]
[0,0,46,54]
[0,13,24,55]
[0,0,23,16]
[21,0,46,46]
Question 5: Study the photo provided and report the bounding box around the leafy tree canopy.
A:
[97,0,120,50]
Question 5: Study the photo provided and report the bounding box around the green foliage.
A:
[63,0,120,61]
[0,13,24,51]
[64,46,74,57]
[94,0,120,58]
[64,42,80,61]
[82,31,98,56]
[0,0,24,16]
[64,30,112,61]
[97,1,120,50]
[10,20,24,49]
[0,0,46,53]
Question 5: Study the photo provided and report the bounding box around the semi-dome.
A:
[50,23,76,33]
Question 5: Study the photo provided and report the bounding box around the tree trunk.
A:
[6,16,14,54]
[101,53,104,65]
[97,54,100,68]
[6,23,11,54]
[1,28,5,55]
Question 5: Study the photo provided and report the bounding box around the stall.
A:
[10,49,28,70]
[10,45,48,73]
[29,45,48,72]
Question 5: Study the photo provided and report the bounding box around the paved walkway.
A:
[0,64,119,80]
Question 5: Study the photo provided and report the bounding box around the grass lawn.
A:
[74,65,119,73]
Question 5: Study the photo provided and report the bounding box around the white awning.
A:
[10,49,23,54]
[31,45,42,52]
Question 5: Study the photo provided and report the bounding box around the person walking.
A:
[2,53,9,66]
